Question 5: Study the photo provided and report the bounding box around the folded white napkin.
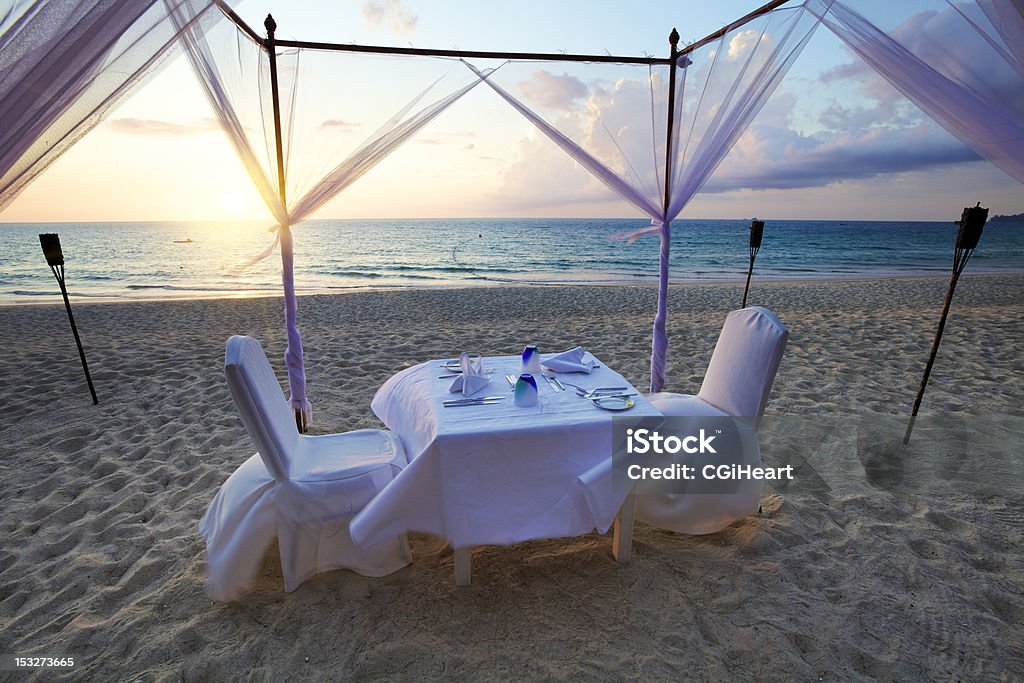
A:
[541,346,596,374]
[448,352,490,395]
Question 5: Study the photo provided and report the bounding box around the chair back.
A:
[224,335,299,480]
[698,307,788,420]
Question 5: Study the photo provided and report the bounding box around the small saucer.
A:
[593,396,635,411]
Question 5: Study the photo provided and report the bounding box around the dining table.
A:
[348,352,664,584]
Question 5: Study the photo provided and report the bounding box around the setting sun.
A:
[215,191,258,219]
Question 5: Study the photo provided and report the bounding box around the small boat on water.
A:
[174,238,194,244]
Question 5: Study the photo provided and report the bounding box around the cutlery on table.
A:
[541,374,562,392]
[567,385,628,397]
[443,395,506,407]
[578,387,628,398]
[557,380,627,393]
[581,392,637,400]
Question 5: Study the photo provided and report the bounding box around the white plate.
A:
[593,396,635,411]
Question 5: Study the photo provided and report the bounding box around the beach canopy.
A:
[0,0,1021,421]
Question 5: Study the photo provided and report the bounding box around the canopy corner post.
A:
[663,27,679,214]
[265,13,308,434]
[650,27,680,395]
[264,13,286,209]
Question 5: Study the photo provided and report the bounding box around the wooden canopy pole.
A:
[679,0,793,58]
[649,28,680,394]
[663,28,680,218]
[273,39,666,64]
[264,15,287,220]
[264,14,307,434]
[226,0,793,64]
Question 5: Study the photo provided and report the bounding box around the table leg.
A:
[612,493,637,563]
[454,546,472,586]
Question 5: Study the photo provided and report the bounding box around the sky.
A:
[1,0,1021,224]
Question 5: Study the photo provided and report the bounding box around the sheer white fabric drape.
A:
[466,4,819,392]
[174,12,492,421]
[0,0,228,210]
[807,0,1024,184]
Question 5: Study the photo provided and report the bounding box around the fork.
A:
[563,383,629,396]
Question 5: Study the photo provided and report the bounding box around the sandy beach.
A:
[1,274,1022,681]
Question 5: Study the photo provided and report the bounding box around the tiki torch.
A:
[39,233,98,404]
[903,204,987,443]
[741,219,764,308]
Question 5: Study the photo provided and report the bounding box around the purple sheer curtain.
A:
[468,4,819,392]
[0,0,229,210]
[808,0,1024,183]
[175,14,492,423]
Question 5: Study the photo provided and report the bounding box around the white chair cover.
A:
[697,307,789,423]
[199,336,411,601]
[638,307,788,535]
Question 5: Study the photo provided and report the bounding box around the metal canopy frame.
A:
[215,0,794,63]
[209,0,796,429]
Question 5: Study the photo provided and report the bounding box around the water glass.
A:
[521,344,542,374]
[513,373,539,407]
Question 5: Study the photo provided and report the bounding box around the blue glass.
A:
[513,373,539,407]
[521,344,541,374]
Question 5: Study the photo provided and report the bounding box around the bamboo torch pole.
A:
[904,204,987,444]
[39,233,98,404]
[742,219,764,308]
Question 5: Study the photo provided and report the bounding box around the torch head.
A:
[39,233,64,266]
[955,204,987,250]
[750,220,764,249]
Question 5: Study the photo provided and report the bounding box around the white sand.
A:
[0,274,1021,680]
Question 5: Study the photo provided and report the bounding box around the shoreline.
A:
[4,269,1022,308]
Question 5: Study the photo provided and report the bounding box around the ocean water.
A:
[1,218,1022,304]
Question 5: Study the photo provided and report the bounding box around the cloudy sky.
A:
[1,0,1020,223]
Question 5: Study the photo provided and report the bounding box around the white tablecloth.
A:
[349,354,663,548]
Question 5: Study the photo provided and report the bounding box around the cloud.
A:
[321,119,360,129]
[416,132,476,146]
[491,2,1013,211]
[362,0,417,35]
[728,29,768,60]
[704,59,981,194]
[491,124,618,211]
[494,72,665,211]
[516,70,589,111]
[706,123,980,192]
[107,117,219,136]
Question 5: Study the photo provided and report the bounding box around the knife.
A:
[443,395,506,405]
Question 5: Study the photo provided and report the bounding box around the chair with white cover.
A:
[637,306,788,535]
[200,335,411,600]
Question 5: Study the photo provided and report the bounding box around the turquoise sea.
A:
[1,218,1022,304]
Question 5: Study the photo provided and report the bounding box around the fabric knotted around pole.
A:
[278,224,311,423]
[650,221,671,394]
